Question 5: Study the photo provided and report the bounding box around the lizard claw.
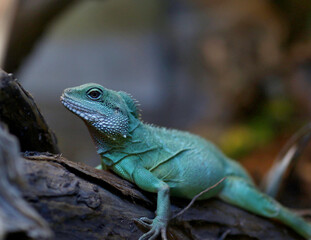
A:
[161,227,168,240]
[135,216,168,240]
[134,217,153,228]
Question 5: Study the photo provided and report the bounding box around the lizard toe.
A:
[138,228,159,240]
[134,217,153,228]
[137,216,168,240]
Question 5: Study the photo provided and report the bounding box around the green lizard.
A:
[61,83,311,240]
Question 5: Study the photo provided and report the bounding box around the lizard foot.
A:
[135,216,168,240]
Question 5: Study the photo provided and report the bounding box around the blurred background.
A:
[0,0,310,208]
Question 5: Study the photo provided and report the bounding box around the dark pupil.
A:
[89,90,100,99]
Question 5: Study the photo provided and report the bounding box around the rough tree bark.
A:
[0,69,308,239]
[0,69,59,153]
[21,153,303,240]
[0,127,52,240]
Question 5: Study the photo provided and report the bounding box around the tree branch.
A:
[22,153,302,240]
[3,0,76,73]
[0,69,59,153]
[0,127,52,240]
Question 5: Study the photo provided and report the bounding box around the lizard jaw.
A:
[60,94,97,122]
[60,94,129,139]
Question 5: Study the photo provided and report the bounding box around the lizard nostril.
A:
[65,88,72,93]
[63,88,73,97]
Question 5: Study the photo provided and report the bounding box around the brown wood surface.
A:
[0,69,59,153]
[21,153,303,240]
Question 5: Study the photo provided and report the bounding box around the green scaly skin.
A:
[61,83,311,240]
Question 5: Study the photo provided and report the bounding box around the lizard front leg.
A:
[112,160,170,240]
[133,165,170,240]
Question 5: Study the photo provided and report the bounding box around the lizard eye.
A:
[87,88,102,100]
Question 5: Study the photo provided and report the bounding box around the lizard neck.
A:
[86,124,112,154]
[85,114,142,154]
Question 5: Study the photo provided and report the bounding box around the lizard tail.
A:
[219,176,311,239]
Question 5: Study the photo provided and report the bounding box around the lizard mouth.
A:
[61,93,129,138]
[60,94,97,122]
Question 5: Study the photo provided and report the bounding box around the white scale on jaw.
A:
[61,96,128,139]
[62,98,96,122]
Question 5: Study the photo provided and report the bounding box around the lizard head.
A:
[61,83,140,140]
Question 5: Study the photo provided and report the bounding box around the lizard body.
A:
[61,83,311,240]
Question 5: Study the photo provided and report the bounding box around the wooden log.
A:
[0,127,52,240]
[0,69,59,153]
[22,153,303,240]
